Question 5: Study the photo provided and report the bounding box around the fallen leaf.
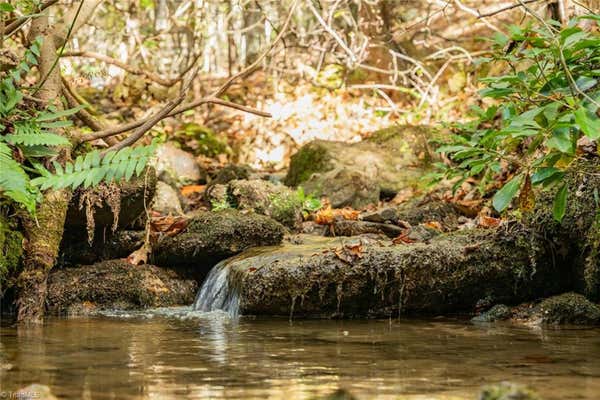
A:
[423,221,443,231]
[392,230,415,244]
[181,184,206,197]
[478,215,502,228]
[518,174,535,212]
[452,199,483,217]
[150,215,188,236]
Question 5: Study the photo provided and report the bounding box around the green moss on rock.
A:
[535,292,600,325]
[284,141,332,187]
[479,382,540,400]
[0,214,24,292]
[153,209,284,279]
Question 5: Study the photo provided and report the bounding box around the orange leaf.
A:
[181,185,206,197]
[423,221,443,231]
[478,215,502,228]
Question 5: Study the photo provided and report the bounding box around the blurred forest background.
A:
[5,0,596,170]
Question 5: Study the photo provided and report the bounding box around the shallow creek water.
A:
[1,310,600,400]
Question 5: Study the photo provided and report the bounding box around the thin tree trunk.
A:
[16,14,71,323]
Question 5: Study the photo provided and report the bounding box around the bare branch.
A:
[76,0,299,146]
[2,0,59,37]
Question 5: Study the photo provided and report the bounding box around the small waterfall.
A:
[192,260,240,317]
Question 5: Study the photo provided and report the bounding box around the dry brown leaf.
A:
[150,215,188,236]
[423,221,443,231]
[518,174,535,212]
[478,215,502,228]
[314,206,360,225]
[181,184,206,197]
[392,230,415,245]
[452,199,483,217]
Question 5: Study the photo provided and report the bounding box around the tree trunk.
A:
[16,14,70,323]
[15,0,103,323]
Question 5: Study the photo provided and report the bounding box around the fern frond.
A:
[4,132,71,147]
[0,143,37,213]
[31,143,157,191]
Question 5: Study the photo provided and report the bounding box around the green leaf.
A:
[531,167,563,184]
[493,174,523,212]
[546,128,574,153]
[574,106,600,139]
[0,2,15,12]
[553,184,568,222]
[36,105,85,122]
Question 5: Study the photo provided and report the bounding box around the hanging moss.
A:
[0,214,24,292]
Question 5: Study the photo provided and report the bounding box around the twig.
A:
[62,51,183,86]
[88,0,299,148]
[477,0,542,18]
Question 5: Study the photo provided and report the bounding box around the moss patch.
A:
[284,141,332,187]
[0,214,24,292]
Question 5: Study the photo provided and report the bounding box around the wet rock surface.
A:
[472,304,512,323]
[47,259,197,315]
[219,229,565,317]
[285,126,436,208]
[152,209,284,278]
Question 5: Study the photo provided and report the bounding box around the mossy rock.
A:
[175,123,230,157]
[215,225,565,317]
[64,168,157,235]
[46,260,197,315]
[526,157,600,300]
[535,292,600,325]
[284,125,438,208]
[479,382,540,400]
[0,214,24,293]
[152,209,284,279]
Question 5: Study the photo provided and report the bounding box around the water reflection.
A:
[1,310,600,399]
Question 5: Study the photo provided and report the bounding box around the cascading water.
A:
[192,259,240,317]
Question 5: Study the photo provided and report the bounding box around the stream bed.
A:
[1,309,599,399]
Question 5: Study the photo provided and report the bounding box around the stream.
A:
[1,310,600,399]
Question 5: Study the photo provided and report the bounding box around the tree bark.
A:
[16,14,71,323]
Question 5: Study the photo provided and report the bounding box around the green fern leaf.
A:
[31,145,156,192]
[4,132,70,147]
[0,143,37,213]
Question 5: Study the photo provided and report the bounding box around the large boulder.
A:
[210,228,565,318]
[284,125,437,208]
[522,293,600,326]
[152,210,285,279]
[47,260,197,315]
